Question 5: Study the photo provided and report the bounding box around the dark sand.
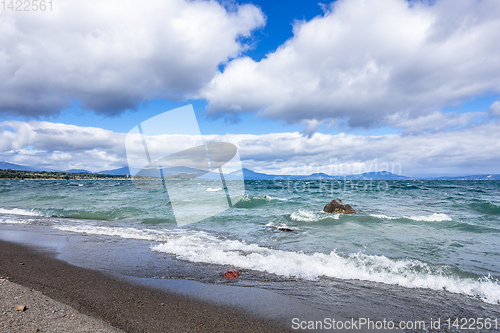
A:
[2,225,500,333]
[1,278,124,332]
[0,240,290,332]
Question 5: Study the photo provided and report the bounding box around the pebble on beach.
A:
[223,269,240,279]
[16,304,27,312]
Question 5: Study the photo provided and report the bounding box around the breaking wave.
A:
[53,224,500,304]
[370,213,452,222]
[290,209,339,222]
[0,207,43,217]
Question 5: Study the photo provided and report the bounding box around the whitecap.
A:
[0,218,29,224]
[407,213,452,222]
[370,213,452,222]
[290,209,339,222]
[0,208,43,217]
[53,223,500,304]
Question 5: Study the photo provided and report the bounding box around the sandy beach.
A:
[0,240,290,332]
[1,221,500,333]
[1,277,124,332]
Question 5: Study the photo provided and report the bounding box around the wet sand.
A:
[0,240,290,332]
[1,224,500,333]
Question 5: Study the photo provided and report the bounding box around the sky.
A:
[1,0,500,177]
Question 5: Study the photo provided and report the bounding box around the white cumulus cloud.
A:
[2,120,500,177]
[201,0,500,129]
[0,0,265,116]
[489,101,500,118]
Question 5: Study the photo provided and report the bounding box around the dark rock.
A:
[268,225,294,232]
[277,227,294,232]
[323,199,357,214]
[223,269,240,279]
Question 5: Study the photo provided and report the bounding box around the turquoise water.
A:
[1,179,500,304]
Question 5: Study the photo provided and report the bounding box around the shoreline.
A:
[1,223,499,333]
[0,240,290,332]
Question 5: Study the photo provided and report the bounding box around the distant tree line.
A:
[0,169,129,180]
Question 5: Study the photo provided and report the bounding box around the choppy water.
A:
[1,179,500,305]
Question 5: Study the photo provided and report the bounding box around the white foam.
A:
[0,218,29,224]
[0,208,43,217]
[265,195,287,201]
[54,225,173,241]
[265,221,296,231]
[290,209,339,222]
[151,236,500,304]
[206,187,222,192]
[370,213,452,222]
[370,214,399,220]
[53,223,500,304]
[407,213,452,222]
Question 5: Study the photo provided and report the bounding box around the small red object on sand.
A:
[223,269,240,279]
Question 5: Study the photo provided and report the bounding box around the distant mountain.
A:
[224,169,409,180]
[0,162,37,171]
[2,161,497,181]
[66,169,92,174]
[98,166,208,177]
[161,166,207,177]
[227,168,276,180]
[227,168,410,180]
[427,174,500,180]
[302,173,337,180]
[352,171,410,180]
[98,166,130,175]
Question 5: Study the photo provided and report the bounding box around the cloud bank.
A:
[0,0,264,116]
[2,120,499,177]
[202,0,500,129]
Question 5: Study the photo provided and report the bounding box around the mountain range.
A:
[1,162,499,180]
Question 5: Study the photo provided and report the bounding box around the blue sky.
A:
[1,0,500,176]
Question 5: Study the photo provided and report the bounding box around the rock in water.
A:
[223,269,240,279]
[323,199,357,214]
[277,227,294,232]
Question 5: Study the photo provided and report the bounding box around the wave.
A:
[54,225,172,241]
[290,209,339,222]
[0,217,30,224]
[265,221,297,231]
[0,207,43,217]
[408,213,452,222]
[234,195,267,208]
[370,213,452,222]
[54,224,500,304]
[233,195,286,208]
[48,207,148,221]
[470,202,500,216]
[264,195,287,201]
[206,187,222,192]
